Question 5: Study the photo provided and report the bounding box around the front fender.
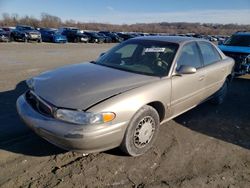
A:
[87,78,171,127]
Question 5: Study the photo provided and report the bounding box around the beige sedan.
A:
[17,36,234,156]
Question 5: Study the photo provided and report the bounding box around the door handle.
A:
[199,75,205,81]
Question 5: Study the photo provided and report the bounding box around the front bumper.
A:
[54,38,67,43]
[234,63,250,75]
[27,34,41,40]
[0,35,9,42]
[16,95,127,153]
[242,63,250,74]
[80,37,88,42]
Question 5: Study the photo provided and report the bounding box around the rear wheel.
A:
[211,79,228,105]
[120,105,160,156]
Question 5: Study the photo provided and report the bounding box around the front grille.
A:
[25,91,54,117]
[29,32,38,35]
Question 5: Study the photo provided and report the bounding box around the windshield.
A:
[18,26,34,30]
[48,30,58,34]
[95,40,178,77]
[224,34,250,47]
[71,29,81,34]
[88,32,99,37]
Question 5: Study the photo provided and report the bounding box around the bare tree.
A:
[0,12,249,35]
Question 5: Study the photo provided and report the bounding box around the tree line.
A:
[1,13,250,35]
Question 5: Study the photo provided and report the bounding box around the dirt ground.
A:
[0,42,250,188]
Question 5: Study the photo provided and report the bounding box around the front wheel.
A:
[9,35,14,42]
[211,79,228,105]
[74,37,80,43]
[120,105,160,156]
[23,37,28,43]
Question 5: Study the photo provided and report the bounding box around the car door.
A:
[170,42,206,117]
[197,41,225,99]
[41,31,47,41]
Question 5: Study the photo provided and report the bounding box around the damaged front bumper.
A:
[16,94,127,153]
[235,63,250,75]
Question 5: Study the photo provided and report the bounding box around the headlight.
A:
[55,109,115,125]
[26,78,35,90]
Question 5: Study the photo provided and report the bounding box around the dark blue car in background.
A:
[40,28,67,43]
[11,25,42,42]
[219,32,250,75]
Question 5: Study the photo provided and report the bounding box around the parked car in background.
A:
[60,27,89,43]
[117,32,137,41]
[17,36,234,156]
[203,35,217,42]
[97,32,112,43]
[216,35,228,44]
[1,27,14,38]
[99,31,123,43]
[219,31,250,75]
[10,25,42,42]
[84,32,105,43]
[0,28,10,42]
[40,28,67,43]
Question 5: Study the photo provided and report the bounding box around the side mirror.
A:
[177,65,197,74]
[99,52,105,57]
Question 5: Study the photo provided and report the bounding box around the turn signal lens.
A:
[102,112,116,123]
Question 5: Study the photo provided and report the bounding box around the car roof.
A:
[16,25,33,27]
[61,27,78,30]
[41,28,57,30]
[234,32,250,36]
[132,36,205,44]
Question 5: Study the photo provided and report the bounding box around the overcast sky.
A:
[0,0,250,24]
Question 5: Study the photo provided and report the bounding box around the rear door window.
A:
[198,42,221,66]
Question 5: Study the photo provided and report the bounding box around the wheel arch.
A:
[147,101,165,122]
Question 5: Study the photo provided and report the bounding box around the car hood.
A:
[219,45,250,54]
[22,30,40,34]
[32,62,159,110]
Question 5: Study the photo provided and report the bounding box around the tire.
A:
[120,105,160,156]
[38,38,42,43]
[211,79,228,105]
[10,35,14,42]
[23,37,28,43]
[74,37,80,43]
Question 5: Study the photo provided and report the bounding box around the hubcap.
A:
[133,116,155,148]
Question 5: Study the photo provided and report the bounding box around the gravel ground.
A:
[0,42,250,188]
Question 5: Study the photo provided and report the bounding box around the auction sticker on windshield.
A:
[145,48,166,52]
